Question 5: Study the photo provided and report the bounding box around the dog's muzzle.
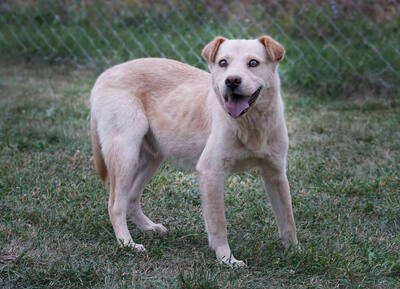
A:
[224,86,262,118]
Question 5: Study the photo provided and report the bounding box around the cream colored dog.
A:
[90,35,298,266]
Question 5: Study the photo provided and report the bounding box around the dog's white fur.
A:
[90,36,298,265]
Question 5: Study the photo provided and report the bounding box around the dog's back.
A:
[90,58,213,176]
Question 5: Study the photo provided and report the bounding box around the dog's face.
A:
[202,36,284,118]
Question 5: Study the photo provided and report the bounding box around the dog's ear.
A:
[258,35,285,62]
[202,36,226,63]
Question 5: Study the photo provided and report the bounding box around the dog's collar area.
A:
[224,86,262,118]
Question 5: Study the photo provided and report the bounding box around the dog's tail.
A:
[91,115,108,186]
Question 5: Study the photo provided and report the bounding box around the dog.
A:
[90,35,298,266]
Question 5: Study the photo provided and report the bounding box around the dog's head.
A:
[202,36,284,119]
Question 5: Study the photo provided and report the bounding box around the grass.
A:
[0,59,399,288]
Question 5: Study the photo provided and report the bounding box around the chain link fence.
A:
[1,0,399,97]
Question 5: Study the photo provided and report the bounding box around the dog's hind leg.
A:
[127,148,167,234]
[100,97,150,251]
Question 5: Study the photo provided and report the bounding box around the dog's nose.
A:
[225,75,242,90]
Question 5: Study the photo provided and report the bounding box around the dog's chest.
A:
[236,127,265,152]
[229,130,284,172]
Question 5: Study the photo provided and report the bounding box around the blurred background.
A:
[1,0,399,99]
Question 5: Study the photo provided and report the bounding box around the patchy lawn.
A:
[0,60,399,288]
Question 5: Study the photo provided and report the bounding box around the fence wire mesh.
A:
[1,0,399,96]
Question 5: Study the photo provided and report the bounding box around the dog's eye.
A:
[248,59,259,67]
[218,59,228,67]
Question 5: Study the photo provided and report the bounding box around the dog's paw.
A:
[232,259,246,267]
[131,243,146,252]
[141,223,168,235]
[280,231,298,249]
[153,223,168,235]
[281,238,300,253]
[219,256,247,267]
[119,240,146,252]
[215,246,246,267]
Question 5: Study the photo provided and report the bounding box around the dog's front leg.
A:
[197,167,245,266]
[261,170,298,249]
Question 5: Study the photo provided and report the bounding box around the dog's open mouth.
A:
[224,87,262,118]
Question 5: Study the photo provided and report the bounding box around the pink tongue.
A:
[224,98,249,118]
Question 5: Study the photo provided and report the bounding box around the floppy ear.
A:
[201,36,226,63]
[258,35,285,62]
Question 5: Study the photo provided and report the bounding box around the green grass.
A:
[0,60,399,288]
